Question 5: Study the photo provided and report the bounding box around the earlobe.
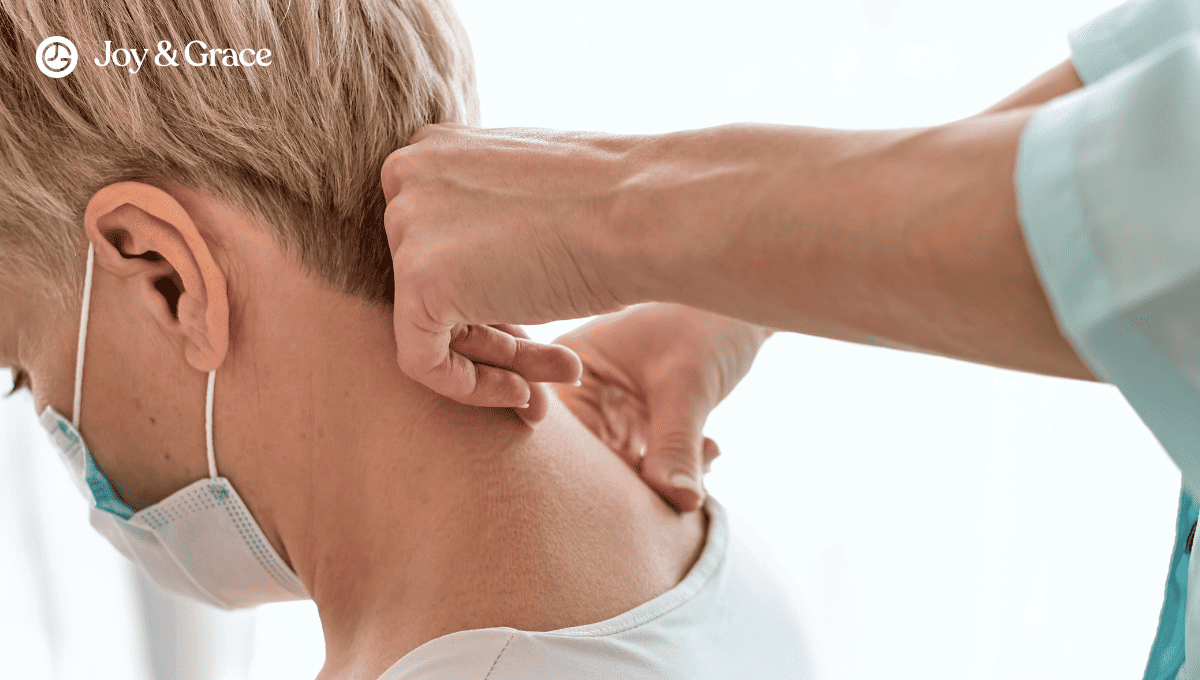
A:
[84,182,229,372]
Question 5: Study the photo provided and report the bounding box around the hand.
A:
[381,124,649,412]
[554,303,771,512]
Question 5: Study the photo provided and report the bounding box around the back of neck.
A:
[310,397,707,679]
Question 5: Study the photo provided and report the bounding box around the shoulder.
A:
[379,499,817,680]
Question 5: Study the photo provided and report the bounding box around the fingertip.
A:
[665,484,703,513]
[668,471,696,489]
[517,382,551,427]
[565,346,584,381]
[647,464,703,513]
[542,343,583,384]
[515,405,539,428]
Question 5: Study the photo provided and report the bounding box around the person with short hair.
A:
[0,1,813,678]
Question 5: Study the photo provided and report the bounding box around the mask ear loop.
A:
[77,242,220,480]
[72,243,96,429]
[205,370,218,479]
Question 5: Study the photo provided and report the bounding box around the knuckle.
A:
[418,282,455,330]
[451,324,472,346]
[384,188,439,252]
[380,149,416,197]
[653,429,699,462]
[395,294,431,334]
[508,334,524,365]
[381,146,406,176]
[403,295,438,331]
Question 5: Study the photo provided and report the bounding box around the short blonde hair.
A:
[0,0,478,312]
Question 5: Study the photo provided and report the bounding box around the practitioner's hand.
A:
[554,304,771,512]
[381,124,648,413]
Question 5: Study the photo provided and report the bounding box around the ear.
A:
[83,182,229,372]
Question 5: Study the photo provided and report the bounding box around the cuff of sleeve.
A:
[1013,89,1101,378]
[1015,87,1200,493]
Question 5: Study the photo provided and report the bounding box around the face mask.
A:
[36,243,309,609]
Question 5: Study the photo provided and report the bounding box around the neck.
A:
[315,399,704,679]
[220,276,706,680]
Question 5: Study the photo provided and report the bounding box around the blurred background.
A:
[1,0,1180,679]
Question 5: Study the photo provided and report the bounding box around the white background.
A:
[0,1,1184,679]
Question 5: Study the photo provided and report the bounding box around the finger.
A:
[516,382,552,428]
[491,324,583,383]
[641,384,709,513]
[598,382,649,472]
[701,437,720,474]
[503,325,552,427]
[394,304,531,408]
[452,324,582,384]
[461,354,533,408]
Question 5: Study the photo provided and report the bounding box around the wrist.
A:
[587,132,676,306]
[600,125,756,307]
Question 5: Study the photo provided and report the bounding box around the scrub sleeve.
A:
[1015,1,1200,678]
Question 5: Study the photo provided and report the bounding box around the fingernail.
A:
[573,380,582,387]
[669,472,696,490]
[518,403,530,409]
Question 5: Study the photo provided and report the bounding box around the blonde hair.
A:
[0,0,478,312]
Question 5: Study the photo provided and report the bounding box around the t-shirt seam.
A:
[482,633,515,680]
[543,589,701,637]
[378,500,731,677]
[541,504,730,638]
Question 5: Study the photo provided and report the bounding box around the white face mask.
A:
[37,243,308,610]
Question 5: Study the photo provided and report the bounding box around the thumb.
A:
[642,382,709,513]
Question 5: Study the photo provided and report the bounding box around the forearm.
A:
[975,58,1084,117]
[606,114,1098,381]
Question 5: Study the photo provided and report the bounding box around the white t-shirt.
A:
[377,497,815,680]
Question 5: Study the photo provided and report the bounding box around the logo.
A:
[93,40,274,73]
[36,36,78,78]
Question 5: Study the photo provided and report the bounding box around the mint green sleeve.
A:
[1069,0,1199,84]
[1016,31,1200,494]
[1014,32,1200,680]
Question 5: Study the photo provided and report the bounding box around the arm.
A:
[603,0,1192,378]
[381,112,1097,412]
[600,0,1198,381]
[809,57,1079,361]
[384,0,1200,403]
[603,114,1099,381]
[976,58,1084,116]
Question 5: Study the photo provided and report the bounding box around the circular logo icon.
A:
[36,36,78,78]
